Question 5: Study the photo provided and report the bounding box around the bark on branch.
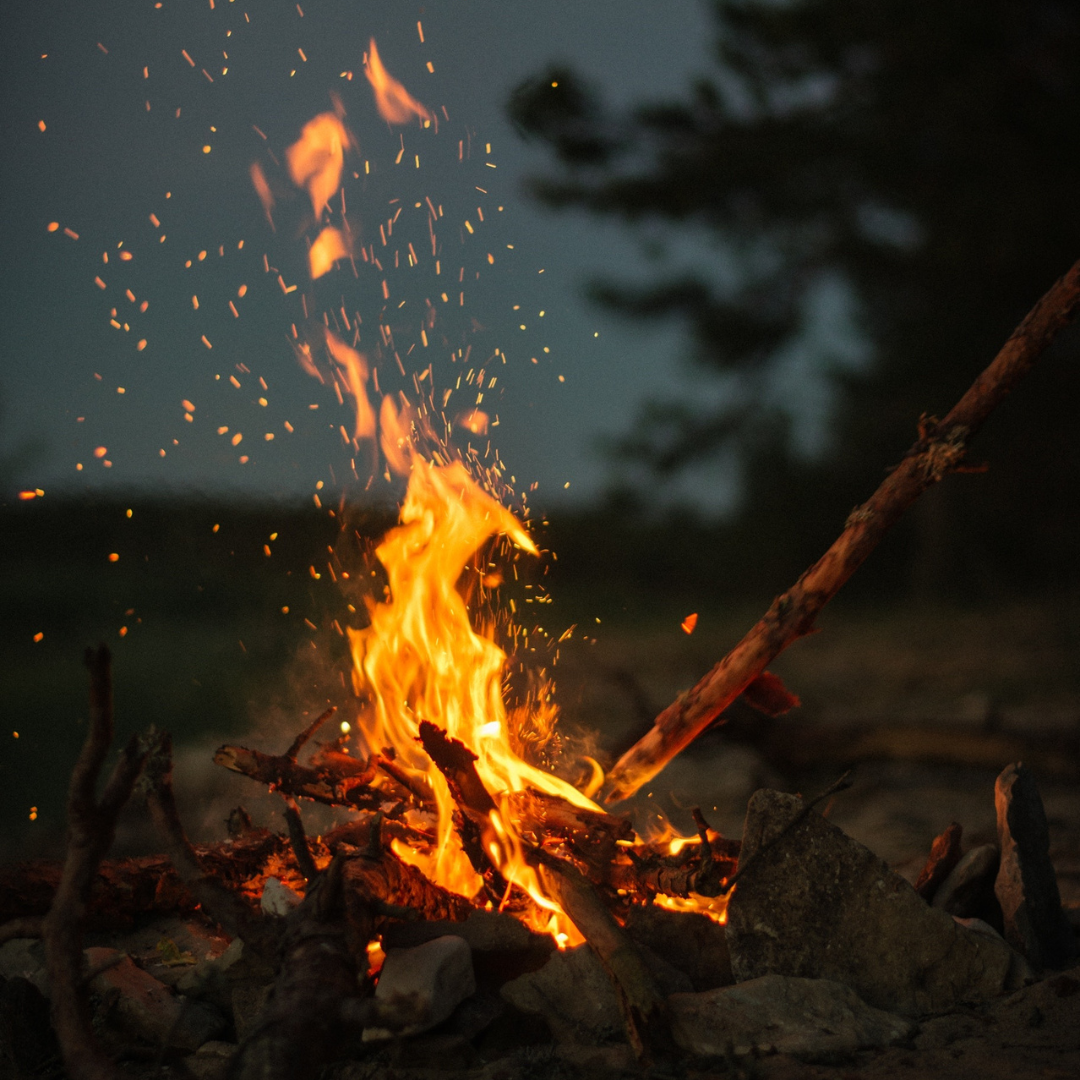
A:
[603,258,1080,803]
[43,646,148,1080]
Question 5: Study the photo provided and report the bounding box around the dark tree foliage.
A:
[510,0,1080,595]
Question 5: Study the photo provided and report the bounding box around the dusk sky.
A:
[1,0,724,512]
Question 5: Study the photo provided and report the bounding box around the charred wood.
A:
[213,743,396,814]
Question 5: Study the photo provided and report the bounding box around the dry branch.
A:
[213,743,393,813]
[603,258,1080,803]
[42,646,148,1080]
[143,732,273,950]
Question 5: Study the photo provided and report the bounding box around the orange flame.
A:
[286,113,352,219]
[324,330,375,441]
[309,226,350,279]
[250,162,274,227]
[348,454,599,942]
[364,39,432,125]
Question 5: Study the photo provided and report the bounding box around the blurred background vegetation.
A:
[3,0,1080,862]
[509,0,1080,598]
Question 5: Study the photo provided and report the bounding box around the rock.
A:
[624,904,733,991]
[0,975,59,1075]
[994,762,1077,969]
[230,980,273,1042]
[669,974,915,1061]
[914,821,964,901]
[364,935,476,1040]
[381,908,554,987]
[260,876,303,917]
[500,944,625,1046]
[932,843,999,917]
[726,789,1023,1016]
[86,947,227,1050]
[0,938,48,997]
[185,1039,238,1080]
[499,936,692,1047]
[953,917,1036,988]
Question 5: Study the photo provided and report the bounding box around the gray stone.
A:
[176,936,244,999]
[624,904,733,991]
[498,934,692,1047]
[500,944,625,1046]
[364,935,476,1040]
[259,876,303,917]
[726,789,1023,1016]
[669,974,915,1060]
[230,981,273,1042]
[381,908,554,985]
[0,938,48,997]
[932,843,999,917]
[185,1040,238,1080]
[994,762,1077,969]
[86,947,226,1050]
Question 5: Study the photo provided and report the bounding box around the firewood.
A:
[609,835,740,901]
[143,732,275,952]
[603,258,1080,803]
[231,854,428,1080]
[532,850,674,1063]
[415,719,673,1061]
[40,646,148,1080]
[213,743,393,813]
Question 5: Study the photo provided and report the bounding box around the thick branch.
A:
[214,743,399,814]
[41,646,148,1080]
[603,258,1080,802]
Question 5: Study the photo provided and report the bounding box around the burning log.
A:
[214,705,433,814]
[338,824,476,934]
[416,718,674,1061]
[603,258,1080,803]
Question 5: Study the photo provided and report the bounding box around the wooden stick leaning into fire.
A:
[602,257,1080,804]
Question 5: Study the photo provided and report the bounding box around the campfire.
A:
[2,35,1079,1080]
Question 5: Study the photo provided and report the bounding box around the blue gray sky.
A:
[0,1,737,512]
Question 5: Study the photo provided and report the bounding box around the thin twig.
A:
[282,796,319,885]
[604,258,1080,803]
[285,707,337,762]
